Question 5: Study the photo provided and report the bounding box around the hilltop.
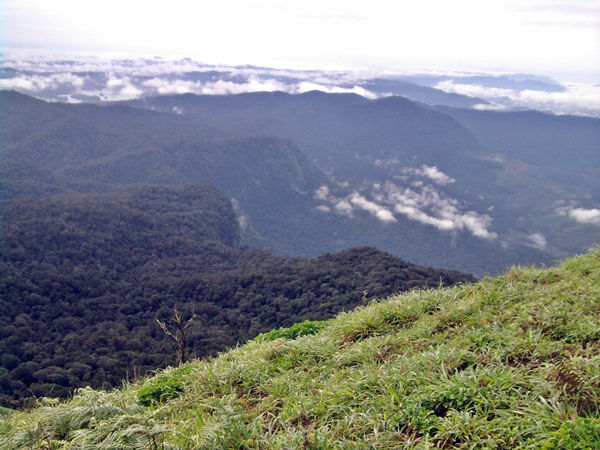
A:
[2,249,598,449]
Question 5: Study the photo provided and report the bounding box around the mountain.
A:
[2,249,598,449]
[436,105,600,259]
[1,90,557,275]
[0,62,491,108]
[0,90,331,256]
[0,184,475,406]
[126,91,566,272]
[126,90,599,265]
[356,77,488,107]
[395,73,567,92]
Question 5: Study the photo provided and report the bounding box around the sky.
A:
[1,0,599,83]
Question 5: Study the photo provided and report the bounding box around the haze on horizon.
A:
[2,0,599,83]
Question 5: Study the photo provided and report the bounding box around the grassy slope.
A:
[1,249,599,449]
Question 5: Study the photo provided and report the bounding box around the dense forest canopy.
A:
[0,185,474,407]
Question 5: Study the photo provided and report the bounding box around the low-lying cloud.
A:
[0,72,85,92]
[348,191,397,223]
[558,206,600,225]
[380,182,496,239]
[314,180,497,240]
[403,165,455,185]
[435,80,600,116]
[528,232,547,250]
[2,53,596,116]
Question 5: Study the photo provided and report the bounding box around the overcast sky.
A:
[2,0,599,82]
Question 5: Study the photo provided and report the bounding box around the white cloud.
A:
[528,232,547,249]
[559,207,600,225]
[380,182,497,239]
[435,80,515,98]
[200,78,288,95]
[293,81,377,99]
[141,77,203,95]
[2,54,596,114]
[314,185,330,201]
[404,165,455,185]
[334,199,353,215]
[348,191,397,223]
[100,75,143,99]
[117,84,143,98]
[436,80,600,116]
[0,72,85,92]
[472,102,507,111]
[315,205,331,212]
[314,180,496,237]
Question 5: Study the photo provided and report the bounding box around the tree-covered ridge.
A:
[0,185,474,407]
[1,90,561,275]
[1,250,598,449]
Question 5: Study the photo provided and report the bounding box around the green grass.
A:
[253,319,329,342]
[2,248,599,449]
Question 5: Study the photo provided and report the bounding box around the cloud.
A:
[404,165,455,185]
[102,75,143,99]
[472,102,507,111]
[314,181,497,238]
[435,80,600,116]
[518,84,600,113]
[202,78,288,95]
[314,185,330,201]
[142,76,290,96]
[314,185,395,223]
[294,81,377,99]
[528,232,547,250]
[380,182,497,239]
[435,80,514,98]
[519,0,600,28]
[334,199,353,215]
[141,77,204,95]
[348,191,397,223]
[0,72,85,92]
[558,207,600,225]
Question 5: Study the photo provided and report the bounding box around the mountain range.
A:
[1,85,598,405]
[3,56,597,115]
[6,89,597,276]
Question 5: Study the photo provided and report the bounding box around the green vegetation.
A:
[137,366,192,407]
[2,249,598,449]
[0,184,472,406]
[254,320,329,342]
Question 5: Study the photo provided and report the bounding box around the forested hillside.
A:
[2,250,597,449]
[0,185,474,406]
[127,91,599,267]
[1,90,560,275]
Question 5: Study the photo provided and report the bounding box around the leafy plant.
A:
[137,366,191,407]
[253,320,329,342]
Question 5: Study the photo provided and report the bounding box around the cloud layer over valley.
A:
[315,165,497,240]
[1,52,597,116]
